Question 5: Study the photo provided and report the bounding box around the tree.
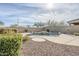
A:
[57,20,66,26]
[47,20,58,26]
[0,21,4,25]
[47,20,66,26]
[10,24,18,27]
[46,20,67,31]
[47,20,51,25]
[33,22,45,27]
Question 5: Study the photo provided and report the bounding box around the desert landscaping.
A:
[0,3,79,56]
[20,33,79,56]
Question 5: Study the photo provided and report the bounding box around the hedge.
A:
[0,34,22,56]
[0,28,18,34]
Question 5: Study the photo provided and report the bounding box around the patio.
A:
[29,34,79,46]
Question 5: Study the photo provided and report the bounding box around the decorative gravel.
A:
[21,39,79,56]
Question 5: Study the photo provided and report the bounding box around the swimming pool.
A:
[31,31,60,35]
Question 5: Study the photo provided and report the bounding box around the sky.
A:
[0,3,79,26]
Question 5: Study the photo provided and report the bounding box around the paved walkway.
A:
[32,37,46,42]
[30,34,79,46]
[21,33,30,37]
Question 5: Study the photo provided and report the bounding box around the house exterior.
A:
[68,19,79,26]
[67,19,79,34]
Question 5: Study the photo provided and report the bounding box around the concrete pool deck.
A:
[30,34,79,46]
[31,37,46,42]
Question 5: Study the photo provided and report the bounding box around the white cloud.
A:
[0,3,79,26]
[27,3,79,24]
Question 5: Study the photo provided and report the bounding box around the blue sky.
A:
[0,3,79,26]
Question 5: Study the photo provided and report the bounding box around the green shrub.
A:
[0,29,4,34]
[0,28,17,34]
[23,35,30,42]
[0,34,22,56]
[74,33,79,36]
